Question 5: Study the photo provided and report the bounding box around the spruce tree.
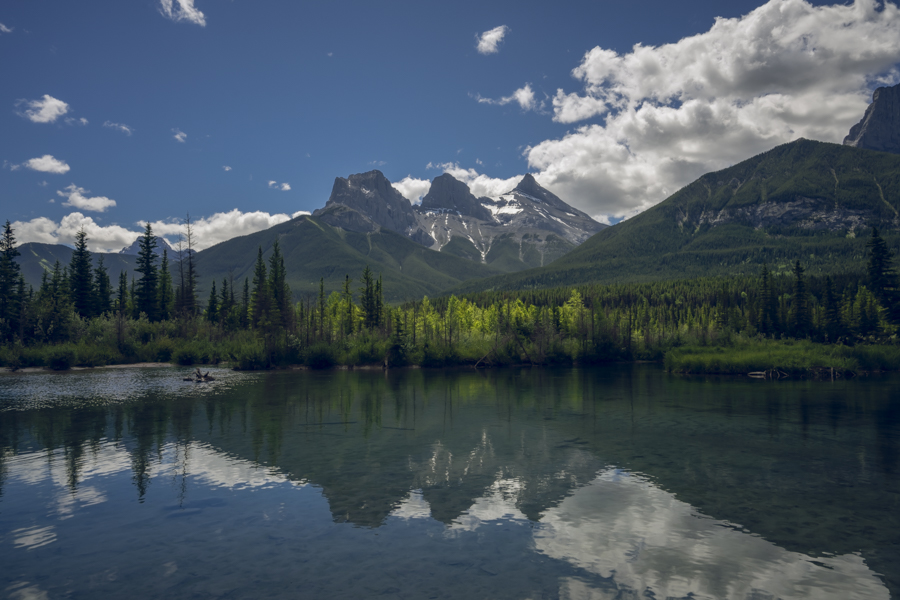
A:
[241,278,250,329]
[866,227,899,324]
[134,223,159,320]
[207,280,219,323]
[69,228,94,318]
[117,271,129,314]
[93,255,112,316]
[157,249,173,321]
[250,248,271,329]
[0,221,22,341]
[790,260,810,338]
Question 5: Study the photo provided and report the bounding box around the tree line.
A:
[0,218,898,370]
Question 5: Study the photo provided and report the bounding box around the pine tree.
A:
[117,271,129,314]
[207,280,219,323]
[135,223,159,320]
[267,240,292,330]
[0,221,22,341]
[93,255,112,316]
[360,266,376,329]
[250,248,271,329]
[822,276,842,341]
[241,278,250,329]
[69,228,94,318]
[175,213,198,316]
[790,260,810,338]
[866,227,899,324]
[157,249,173,321]
[757,264,777,336]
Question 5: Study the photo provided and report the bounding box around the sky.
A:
[2,0,899,252]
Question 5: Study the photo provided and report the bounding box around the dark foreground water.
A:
[0,366,898,600]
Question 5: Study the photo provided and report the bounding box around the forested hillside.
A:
[453,140,900,294]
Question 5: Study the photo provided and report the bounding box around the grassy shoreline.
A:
[3,338,898,378]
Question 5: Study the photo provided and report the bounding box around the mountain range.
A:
[11,81,900,300]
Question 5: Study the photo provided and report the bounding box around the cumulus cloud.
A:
[470,0,900,221]
[12,213,139,253]
[24,155,70,174]
[14,209,312,253]
[172,128,187,143]
[475,84,538,111]
[427,162,522,198]
[16,95,69,123]
[159,0,206,26]
[476,25,508,55]
[268,181,290,191]
[57,184,117,212]
[0,22,13,34]
[223,165,232,171]
[103,121,133,135]
[148,209,303,250]
[392,176,432,205]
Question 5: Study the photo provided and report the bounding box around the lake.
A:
[0,365,898,599]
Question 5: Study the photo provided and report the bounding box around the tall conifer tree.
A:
[135,223,159,320]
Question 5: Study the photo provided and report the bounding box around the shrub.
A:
[47,346,75,370]
[172,345,199,366]
[305,343,335,369]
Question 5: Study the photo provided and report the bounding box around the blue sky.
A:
[2,0,899,251]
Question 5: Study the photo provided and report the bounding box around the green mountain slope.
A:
[192,215,504,302]
[15,243,138,289]
[452,139,900,294]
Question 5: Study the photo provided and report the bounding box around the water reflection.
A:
[0,366,898,599]
[536,470,888,599]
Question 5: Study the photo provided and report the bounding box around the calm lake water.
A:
[0,365,898,599]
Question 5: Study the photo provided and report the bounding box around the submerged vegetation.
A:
[1,220,899,375]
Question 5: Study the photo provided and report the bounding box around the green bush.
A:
[47,346,75,370]
[172,345,199,366]
[234,344,268,370]
[305,343,336,369]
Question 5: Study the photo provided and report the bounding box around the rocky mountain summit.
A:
[314,169,605,272]
[119,235,175,256]
[844,82,900,154]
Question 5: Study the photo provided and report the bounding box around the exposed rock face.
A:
[119,236,175,255]
[414,173,606,270]
[313,170,434,246]
[694,197,871,232]
[420,173,493,221]
[843,83,900,154]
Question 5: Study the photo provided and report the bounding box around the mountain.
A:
[119,235,176,256]
[451,139,900,294]
[844,82,900,154]
[415,173,605,271]
[312,171,435,246]
[315,169,606,272]
[15,243,138,289]
[192,214,503,302]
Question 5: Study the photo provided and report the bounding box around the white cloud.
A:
[24,155,70,174]
[148,209,300,250]
[467,0,900,221]
[392,176,432,205]
[0,22,13,34]
[103,121,133,136]
[267,181,290,191]
[280,183,291,191]
[12,214,139,252]
[172,128,187,143]
[223,165,232,171]
[57,184,117,213]
[39,181,48,187]
[14,209,309,252]
[16,95,69,124]
[427,162,521,198]
[267,180,277,188]
[476,25,508,55]
[65,117,89,126]
[475,84,538,111]
[159,0,206,26]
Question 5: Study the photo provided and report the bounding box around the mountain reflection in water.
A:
[0,365,897,599]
